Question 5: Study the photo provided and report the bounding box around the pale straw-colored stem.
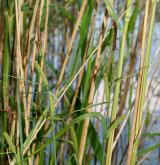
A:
[78,27,103,165]
[56,0,87,89]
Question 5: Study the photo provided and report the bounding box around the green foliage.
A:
[0,0,159,164]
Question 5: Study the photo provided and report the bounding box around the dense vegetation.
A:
[0,0,160,164]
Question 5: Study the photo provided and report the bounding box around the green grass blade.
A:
[3,132,16,154]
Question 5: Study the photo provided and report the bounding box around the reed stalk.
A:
[14,0,27,136]
[56,0,87,89]
[24,0,40,79]
[105,0,132,164]
[1,3,10,161]
[127,1,157,164]
[78,14,103,164]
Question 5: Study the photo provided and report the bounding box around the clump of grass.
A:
[127,1,157,164]
[0,0,159,164]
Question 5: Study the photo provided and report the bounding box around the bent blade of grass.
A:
[10,108,48,164]
[24,137,74,161]
[22,109,48,155]
[113,108,132,149]
[104,0,121,30]
[107,114,126,136]
[138,143,160,158]
[3,132,16,154]
[55,112,101,139]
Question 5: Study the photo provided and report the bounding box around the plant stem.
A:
[56,0,87,89]
[105,0,132,164]
[127,1,157,164]
[78,14,103,164]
